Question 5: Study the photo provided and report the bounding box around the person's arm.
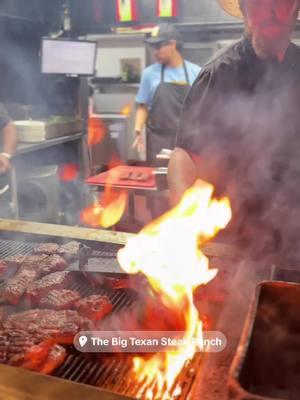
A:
[132,68,152,152]
[132,104,148,152]
[2,121,17,156]
[167,69,214,206]
[0,103,17,174]
[168,147,198,207]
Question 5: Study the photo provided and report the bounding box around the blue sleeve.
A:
[136,69,151,106]
[190,64,202,84]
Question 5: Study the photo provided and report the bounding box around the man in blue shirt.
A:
[133,24,201,165]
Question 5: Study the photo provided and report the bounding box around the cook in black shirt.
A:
[168,0,300,259]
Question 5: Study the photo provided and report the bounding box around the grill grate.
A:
[0,238,36,258]
[0,237,199,399]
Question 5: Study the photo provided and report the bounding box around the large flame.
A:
[81,165,128,228]
[117,180,231,398]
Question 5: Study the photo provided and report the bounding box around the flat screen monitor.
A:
[41,38,97,76]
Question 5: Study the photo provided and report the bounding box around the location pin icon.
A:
[79,335,88,347]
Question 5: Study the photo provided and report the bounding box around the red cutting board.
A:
[86,165,156,189]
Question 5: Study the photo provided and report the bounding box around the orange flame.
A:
[88,117,107,146]
[58,163,79,182]
[117,180,231,398]
[81,166,128,228]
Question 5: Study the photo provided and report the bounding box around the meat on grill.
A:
[11,341,67,375]
[3,309,90,341]
[0,261,9,280]
[0,306,15,323]
[20,254,49,272]
[39,289,81,310]
[0,255,26,280]
[33,243,60,255]
[2,269,39,305]
[57,241,91,262]
[38,254,68,277]
[4,254,26,270]
[26,271,72,302]
[75,295,112,321]
[0,329,44,364]
[0,329,66,374]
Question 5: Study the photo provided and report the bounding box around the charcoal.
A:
[33,243,60,255]
[75,295,112,321]
[39,289,81,310]
[26,271,72,301]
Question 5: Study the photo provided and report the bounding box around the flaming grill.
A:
[0,236,202,399]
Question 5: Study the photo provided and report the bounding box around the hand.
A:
[132,131,145,153]
[0,155,11,175]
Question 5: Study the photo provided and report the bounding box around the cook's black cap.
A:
[145,24,183,46]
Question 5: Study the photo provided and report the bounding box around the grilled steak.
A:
[0,255,26,280]
[0,329,66,375]
[38,254,68,277]
[0,261,9,280]
[75,295,112,321]
[57,241,92,262]
[20,254,49,272]
[26,271,72,301]
[12,341,66,375]
[2,269,39,305]
[0,305,15,323]
[33,243,60,255]
[3,309,90,340]
[0,329,44,364]
[39,289,81,310]
[39,344,66,374]
[4,255,26,270]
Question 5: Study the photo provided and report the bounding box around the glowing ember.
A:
[117,180,231,398]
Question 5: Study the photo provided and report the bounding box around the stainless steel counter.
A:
[15,132,83,155]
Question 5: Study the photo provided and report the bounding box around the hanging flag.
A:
[157,0,177,18]
[116,0,137,22]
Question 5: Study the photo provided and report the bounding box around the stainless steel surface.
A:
[229,281,300,400]
[16,132,83,155]
[15,119,83,143]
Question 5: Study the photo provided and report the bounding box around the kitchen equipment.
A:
[0,232,200,399]
[229,281,300,400]
[14,118,83,142]
[90,93,137,168]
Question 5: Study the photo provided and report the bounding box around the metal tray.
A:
[15,119,83,142]
[228,281,300,400]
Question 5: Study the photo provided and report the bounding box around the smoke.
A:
[180,53,300,263]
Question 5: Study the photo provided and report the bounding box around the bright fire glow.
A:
[88,117,107,146]
[117,180,231,398]
[81,166,128,228]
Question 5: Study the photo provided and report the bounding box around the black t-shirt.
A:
[176,37,300,251]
